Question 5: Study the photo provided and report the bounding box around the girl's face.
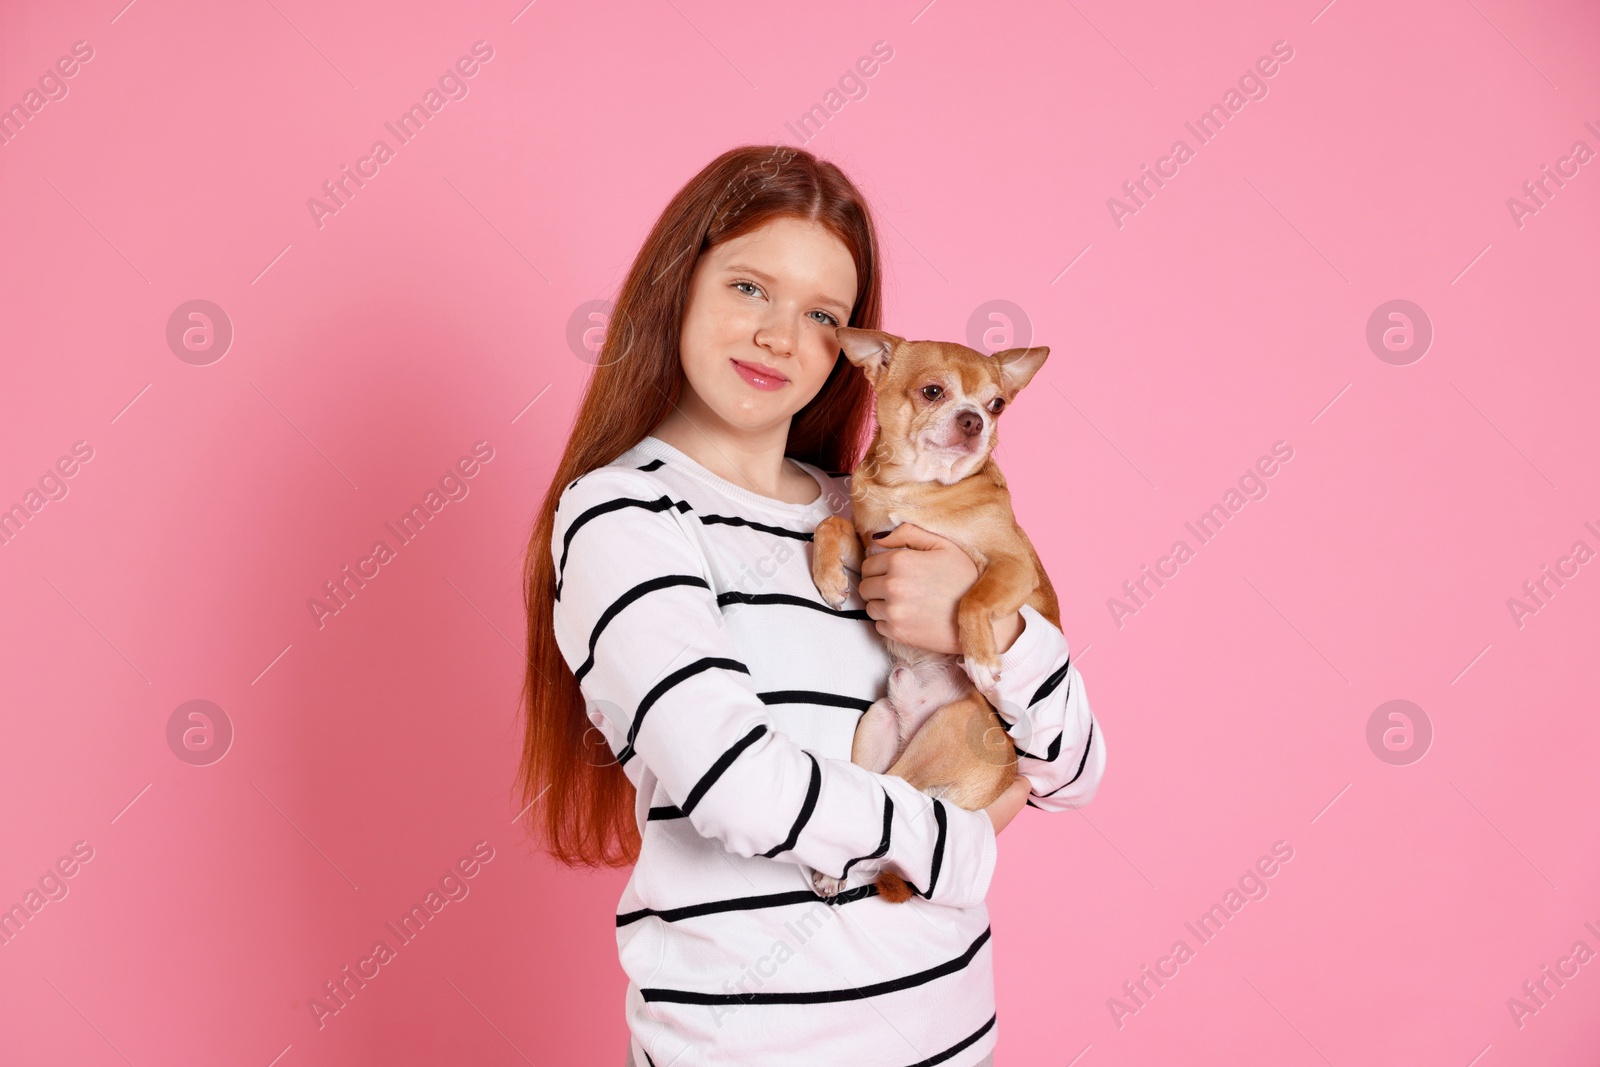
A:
[675,215,859,437]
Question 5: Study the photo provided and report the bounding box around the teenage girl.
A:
[518,144,1105,1066]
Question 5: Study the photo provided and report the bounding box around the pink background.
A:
[3,0,1598,1064]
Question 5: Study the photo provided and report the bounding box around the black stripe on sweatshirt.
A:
[901,1013,996,1067]
[839,791,892,879]
[573,574,710,685]
[758,751,820,858]
[1028,656,1072,707]
[680,724,768,816]
[1032,719,1096,798]
[564,458,665,490]
[1012,727,1064,764]
[616,883,881,927]
[698,513,815,541]
[640,926,992,1005]
[555,494,691,599]
[717,591,871,620]
[906,799,949,900]
[758,690,873,712]
[929,799,949,896]
[616,656,750,765]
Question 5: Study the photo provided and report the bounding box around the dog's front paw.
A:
[810,867,848,898]
[961,654,1002,701]
[814,567,851,610]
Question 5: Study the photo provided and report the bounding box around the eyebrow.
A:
[724,263,854,316]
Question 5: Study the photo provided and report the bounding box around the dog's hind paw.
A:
[810,867,847,898]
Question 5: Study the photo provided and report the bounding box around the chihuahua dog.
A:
[809,328,1060,904]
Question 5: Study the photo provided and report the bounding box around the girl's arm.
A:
[550,468,998,907]
[990,605,1106,812]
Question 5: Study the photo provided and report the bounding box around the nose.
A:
[956,408,984,437]
[755,313,796,358]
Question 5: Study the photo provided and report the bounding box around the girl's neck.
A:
[649,412,813,504]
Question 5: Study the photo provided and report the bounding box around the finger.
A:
[857,573,884,600]
[872,522,929,550]
[874,522,946,551]
[863,599,884,621]
[859,552,889,578]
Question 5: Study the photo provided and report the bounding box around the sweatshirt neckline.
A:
[635,435,832,518]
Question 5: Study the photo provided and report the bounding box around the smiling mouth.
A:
[730,359,790,387]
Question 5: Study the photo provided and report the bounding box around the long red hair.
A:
[518,144,887,868]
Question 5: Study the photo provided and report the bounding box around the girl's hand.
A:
[859,523,1022,655]
[985,774,1032,835]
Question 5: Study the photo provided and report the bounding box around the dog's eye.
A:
[987,397,1006,414]
[920,384,943,402]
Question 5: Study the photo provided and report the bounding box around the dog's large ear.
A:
[836,328,904,383]
[995,346,1049,395]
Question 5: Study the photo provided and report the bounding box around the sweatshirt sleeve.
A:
[550,469,998,908]
[991,604,1106,812]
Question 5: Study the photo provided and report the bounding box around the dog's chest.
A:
[850,483,911,536]
[850,476,997,542]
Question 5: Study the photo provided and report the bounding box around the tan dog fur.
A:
[809,328,1058,903]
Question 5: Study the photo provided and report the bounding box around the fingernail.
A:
[871,530,888,539]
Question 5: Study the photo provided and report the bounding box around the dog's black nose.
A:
[957,409,984,437]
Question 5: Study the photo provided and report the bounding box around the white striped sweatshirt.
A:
[549,433,1105,1067]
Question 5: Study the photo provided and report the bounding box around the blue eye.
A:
[733,280,840,327]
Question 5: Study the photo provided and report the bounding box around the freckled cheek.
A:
[801,339,841,384]
[677,334,718,384]
[684,316,743,371]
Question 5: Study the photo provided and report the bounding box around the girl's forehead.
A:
[701,222,857,292]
